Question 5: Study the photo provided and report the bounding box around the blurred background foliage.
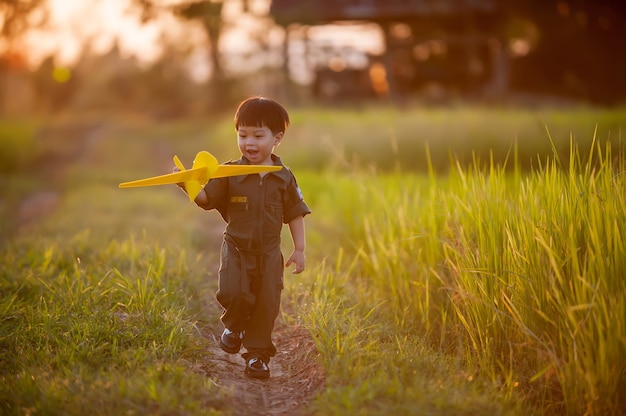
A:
[0,0,625,119]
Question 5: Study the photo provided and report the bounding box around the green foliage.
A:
[0,119,39,174]
[241,106,626,174]
[292,255,529,415]
[0,236,225,415]
[299,139,625,415]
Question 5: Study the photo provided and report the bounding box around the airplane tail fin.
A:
[183,151,218,201]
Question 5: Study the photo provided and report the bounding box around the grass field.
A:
[1,105,625,415]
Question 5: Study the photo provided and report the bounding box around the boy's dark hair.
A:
[234,96,290,135]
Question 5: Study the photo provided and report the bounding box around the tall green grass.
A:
[284,106,625,173]
[295,137,625,415]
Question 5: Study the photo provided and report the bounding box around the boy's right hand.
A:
[285,250,305,274]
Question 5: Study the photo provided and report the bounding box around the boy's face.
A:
[237,125,282,165]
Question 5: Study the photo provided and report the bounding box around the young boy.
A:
[177,97,311,379]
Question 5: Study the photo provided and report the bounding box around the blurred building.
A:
[270,0,507,102]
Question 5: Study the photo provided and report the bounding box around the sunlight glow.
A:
[16,0,383,84]
[23,0,199,66]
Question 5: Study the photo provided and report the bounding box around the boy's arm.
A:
[191,188,209,206]
[285,215,306,274]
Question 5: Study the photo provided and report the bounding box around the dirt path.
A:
[18,120,326,415]
[197,319,325,416]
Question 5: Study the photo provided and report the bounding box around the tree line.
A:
[1,0,625,117]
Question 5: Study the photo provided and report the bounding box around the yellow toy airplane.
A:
[119,151,281,201]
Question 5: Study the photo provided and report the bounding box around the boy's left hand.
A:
[285,250,305,274]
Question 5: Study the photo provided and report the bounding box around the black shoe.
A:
[245,357,270,379]
[219,328,243,354]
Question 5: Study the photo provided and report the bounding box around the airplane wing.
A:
[212,164,282,178]
[119,151,282,202]
[118,166,208,188]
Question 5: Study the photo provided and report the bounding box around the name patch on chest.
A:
[230,196,248,203]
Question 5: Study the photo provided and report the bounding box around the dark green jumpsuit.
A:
[197,154,311,363]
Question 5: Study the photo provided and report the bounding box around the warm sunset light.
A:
[23,0,199,66]
[2,2,626,415]
[17,0,382,84]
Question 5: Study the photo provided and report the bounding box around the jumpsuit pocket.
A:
[219,241,229,273]
[264,204,283,228]
[218,241,249,302]
[216,242,234,306]
[274,252,285,306]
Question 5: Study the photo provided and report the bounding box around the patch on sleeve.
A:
[296,186,304,200]
[230,196,248,203]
